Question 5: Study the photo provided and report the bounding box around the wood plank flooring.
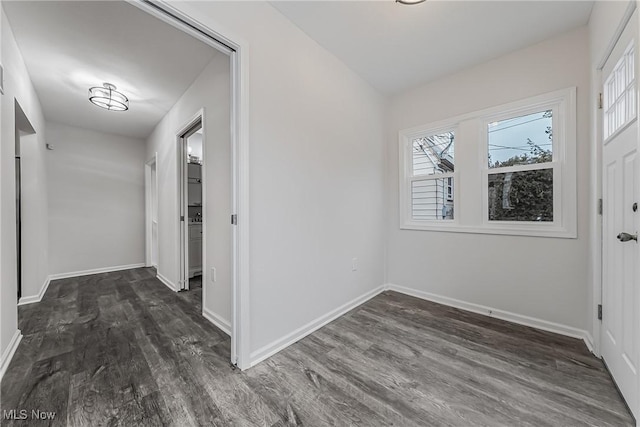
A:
[1,268,634,426]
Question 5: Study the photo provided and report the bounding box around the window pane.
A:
[488,169,553,222]
[604,42,636,140]
[412,178,454,220]
[488,111,553,168]
[412,131,454,176]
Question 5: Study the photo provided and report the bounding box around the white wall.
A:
[146,53,233,328]
[387,27,591,333]
[0,9,49,370]
[46,122,146,275]
[163,2,387,361]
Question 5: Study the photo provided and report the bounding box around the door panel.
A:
[601,9,639,420]
[603,117,639,421]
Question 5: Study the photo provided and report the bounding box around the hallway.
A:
[1,268,231,425]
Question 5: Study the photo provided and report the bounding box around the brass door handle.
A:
[617,232,638,242]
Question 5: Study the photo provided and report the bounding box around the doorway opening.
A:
[14,101,36,302]
[127,0,249,369]
[178,117,204,292]
[145,154,158,269]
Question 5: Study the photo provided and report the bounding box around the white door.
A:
[601,9,640,420]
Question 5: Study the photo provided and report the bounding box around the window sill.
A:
[400,221,577,239]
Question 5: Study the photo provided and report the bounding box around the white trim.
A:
[249,285,386,367]
[17,276,51,306]
[0,330,22,382]
[386,284,593,349]
[583,331,595,355]
[48,263,146,281]
[156,272,178,292]
[203,307,232,336]
[590,65,603,358]
[200,113,208,329]
[176,111,203,293]
[399,223,577,239]
[233,42,251,370]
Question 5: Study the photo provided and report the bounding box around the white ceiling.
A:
[4,0,595,136]
[3,1,219,139]
[271,1,595,96]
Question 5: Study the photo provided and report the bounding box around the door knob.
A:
[617,232,638,242]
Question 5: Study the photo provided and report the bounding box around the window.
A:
[486,109,554,223]
[399,87,576,238]
[604,41,635,140]
[409,130,455,221]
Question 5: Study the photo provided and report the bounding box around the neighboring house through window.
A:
[410,131,455,221]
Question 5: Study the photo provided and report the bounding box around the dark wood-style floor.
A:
[1,268,634,426]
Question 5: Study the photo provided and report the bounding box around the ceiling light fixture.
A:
[88,83,129,111]
[396,0,426,4]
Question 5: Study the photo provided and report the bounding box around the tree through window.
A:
[487,110,554,222]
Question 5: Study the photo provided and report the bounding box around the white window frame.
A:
[399,87,577,238]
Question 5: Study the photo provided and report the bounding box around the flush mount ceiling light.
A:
[88,83,129,111]
[396,0,426,4]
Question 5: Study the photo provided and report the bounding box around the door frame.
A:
[130,0,251,369]
[14,102,36,306]
[145,153,158,268]
[176,113,203,292]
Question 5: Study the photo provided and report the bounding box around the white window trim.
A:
[399,87,577,238]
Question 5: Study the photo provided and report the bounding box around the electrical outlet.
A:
[211,267,217,282]
[352,258,358,271]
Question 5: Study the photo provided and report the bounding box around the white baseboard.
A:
[19,264,147,306]
[156,272,178,292]
[387,284,592,349]
[18,276,51,306]
[203,307,231,336]
[249,285,386,367]
[49,263,146,281]
[0,330,22,382]
[583,331,595,354]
